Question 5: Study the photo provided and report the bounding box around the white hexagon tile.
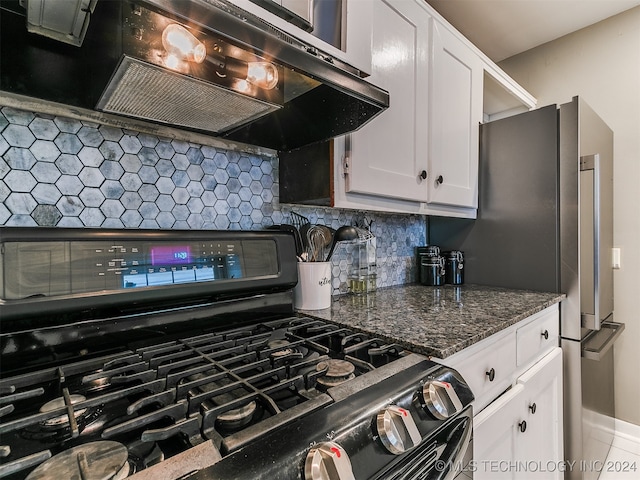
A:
[0,106,426,291]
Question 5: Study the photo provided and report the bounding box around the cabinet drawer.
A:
[453,332,516,411]
[516,307,559,367]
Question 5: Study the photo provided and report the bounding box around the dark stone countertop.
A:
[297,284,565,359]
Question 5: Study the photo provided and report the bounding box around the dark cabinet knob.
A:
[485,368,495,382]
[436,175,444,184]
[541,330,549,340]
[419,170,428,180]
[519,420,527,433]
[529,403,537,414]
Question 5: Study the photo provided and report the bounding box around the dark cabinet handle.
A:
[485,368,495,382]
[541,330,549,340]
[519,420,527,433]
[529,403,537,414]
[419,170,428,180]
[436,175,444,184]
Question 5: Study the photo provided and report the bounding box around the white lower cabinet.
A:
[514,348,563,478]
[438,305,563,480]
[474,348,563,480]
[474,383,524,479]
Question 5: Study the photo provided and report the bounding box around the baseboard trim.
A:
[615,418,640,443]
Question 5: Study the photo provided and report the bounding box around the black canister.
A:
[420,255,445,286]
[443,250,464,285]
[416,245,440,283]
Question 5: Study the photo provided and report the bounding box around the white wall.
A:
[500,6,640,426]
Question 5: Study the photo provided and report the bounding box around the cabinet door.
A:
[474,383,524,480]
[472,347,563,480]
[345,0,431,202]
[343,0,373,76]
[515,347,564,479]
[427,20,482,208]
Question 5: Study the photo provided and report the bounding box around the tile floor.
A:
[599,421,640,479]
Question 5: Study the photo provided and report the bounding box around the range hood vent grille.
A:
[97,56,281,133]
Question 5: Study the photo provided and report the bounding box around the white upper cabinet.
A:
[345,0,431,202]
[344,4,483,215]
[343,0,374,75]
[277,0,537,218]
[426,20,482,209]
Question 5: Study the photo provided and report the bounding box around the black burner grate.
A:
[0,316,404,479]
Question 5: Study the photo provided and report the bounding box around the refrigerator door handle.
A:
[581,320,625,361]
[580,154,603,330]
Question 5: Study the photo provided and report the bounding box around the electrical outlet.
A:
[612,247,621,269]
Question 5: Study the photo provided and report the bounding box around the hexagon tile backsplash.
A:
[0,106,426,291]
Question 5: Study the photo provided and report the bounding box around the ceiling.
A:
[425,0,640,62]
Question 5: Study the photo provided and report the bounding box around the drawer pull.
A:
[519,420,527,433]
[541,330,549,340]
[529,403,537,414]
[485,368,495,382]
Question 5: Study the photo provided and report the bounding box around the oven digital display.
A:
[151,245,191,265]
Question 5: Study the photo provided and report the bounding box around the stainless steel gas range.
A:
[0,228,473,480]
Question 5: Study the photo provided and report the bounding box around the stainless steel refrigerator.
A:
[429,96,625,480]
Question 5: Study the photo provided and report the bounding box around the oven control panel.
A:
[73,240,248,291]
[0,230,284,300]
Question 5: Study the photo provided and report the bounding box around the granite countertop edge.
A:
[296,284,565,359]
[419,295,564,358]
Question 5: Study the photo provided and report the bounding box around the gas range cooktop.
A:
[0,228,473,480]
[0,314,410,480]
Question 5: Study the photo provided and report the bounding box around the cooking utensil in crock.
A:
[307,225,332,262]
[325,226,358,261]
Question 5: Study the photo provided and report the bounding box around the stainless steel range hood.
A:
[0,0,389,151]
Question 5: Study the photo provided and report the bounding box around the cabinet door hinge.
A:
[343,134,352,177]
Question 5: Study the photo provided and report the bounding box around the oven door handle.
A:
[432,413,473,480]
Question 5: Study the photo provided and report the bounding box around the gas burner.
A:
[267,339,305,363]
[267,339,291,349]
[216,401,257,431]
[315,359,356,389]
[25,441,130,480]
[39,394,87,428]
[270,347,295,359]
[267,339,293,358]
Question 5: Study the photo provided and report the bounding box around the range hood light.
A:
[164,54,181,70]
[162,24,206,63]
[246,62,278,90]
[218,56,279,91]
[4,0,390,151]
[234,79,251,93]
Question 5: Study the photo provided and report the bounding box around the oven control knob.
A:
[304,441,355,480]
[376,405,422,454]
[422,380,464,420]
